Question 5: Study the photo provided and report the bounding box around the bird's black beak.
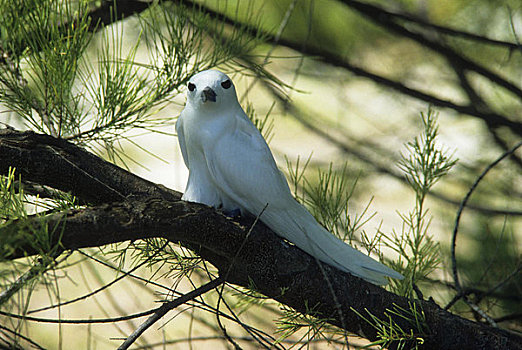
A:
[202,87,217,102]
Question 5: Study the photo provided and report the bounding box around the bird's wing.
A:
[204,109,403,285]
[205,111,291,215]
[176,114,189,168]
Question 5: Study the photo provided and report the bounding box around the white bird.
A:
[176,69,403,285]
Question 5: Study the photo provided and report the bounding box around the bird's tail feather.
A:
[262,202,403,285]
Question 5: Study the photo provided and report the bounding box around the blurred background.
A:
[0,0,520,348]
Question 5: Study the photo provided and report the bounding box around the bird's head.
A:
[185,70,238,111]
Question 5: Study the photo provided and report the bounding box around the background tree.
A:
[0,0,520,349]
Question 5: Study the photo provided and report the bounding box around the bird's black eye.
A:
[188,82,196,91]
[221,79,232,89]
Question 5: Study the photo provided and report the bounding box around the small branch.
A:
[340,0,522,99]
[463,296,497,327]
[481,264,522,302]
[14,181,69,201]
[450,61,522,171]
[180,0,522,136]
[0,324,46,350]
[0,260,47,306]
[355,2,521,51]
[449,141,522,308]
[490,129,522,170]
[117,277,225,350]
[426,277,521,303]
[0,308,156,324]
[130,335,349,349]
[0,251,64,306]
[27,242,169,315]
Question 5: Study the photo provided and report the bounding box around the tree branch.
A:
[4,0,520,137]
[117,277,225,350]
[68,0,521,137]
[343,1,521,51]
[86,0,150,32]
[0,128,178,204]
[254,70,522,217]
[339,0,522,98]
[449,141,522,311]
[168,0,522,137]
[1,129,521,349]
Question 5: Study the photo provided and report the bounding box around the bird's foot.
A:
[223,208,241,219]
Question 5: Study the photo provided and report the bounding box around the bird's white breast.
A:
[179,108,233,208]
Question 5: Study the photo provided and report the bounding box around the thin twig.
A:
[0,308,156,324]
[129,334,351,349]
[448,141,522,310]
[482,264,522,301]
[0,324,46,350]
[215,204,273,350]
[462,296,498,327]
[27,242,169,314]
[0,251,65,306]
[340,0,522,99]
[346,0,521,50]
[240,0,298,102]
[117,276,225,350]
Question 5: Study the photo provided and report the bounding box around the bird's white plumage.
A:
[176,69,403,285]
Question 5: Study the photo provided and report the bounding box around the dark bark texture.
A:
[1,128,521,350]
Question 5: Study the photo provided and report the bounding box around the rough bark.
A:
[0,128,178,204]
[1,128,521,350]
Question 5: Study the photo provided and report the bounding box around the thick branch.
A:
[0,129,178,204]
[86,0,150,31]
[1,200,520,350]
[342,1,521,50]
[1,129,521,349]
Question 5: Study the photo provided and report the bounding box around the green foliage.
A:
[287,158,377,247]
[275,110,456,344]
[0,4,279,347]
[0,168,30,262]
[0,169,71,316]
[230,280,271,315]
[351,302,428,350]
[286,153,312,203]
[1,0,515,348]
[276,302,337,346]
[0,168,26,222]
[245,101,275,142]
[399,109,457,200]
[0,1,266,161]
[387,110,457,296]
[0,0,92,136]
[0,168,75,261]
[451,217,521,317]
